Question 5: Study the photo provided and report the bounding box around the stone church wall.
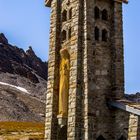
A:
[128,114,140,140]
[115,109,140,140]
[45,0,140,140]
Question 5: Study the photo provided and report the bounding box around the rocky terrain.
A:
[0,84,45,122]
[125,92,140,103]
[0,33,47,122]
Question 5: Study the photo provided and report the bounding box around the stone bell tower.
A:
[45,0,127,140]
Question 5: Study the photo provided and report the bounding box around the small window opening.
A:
[94,7,100,19]
[96,135,106,140]
[102,9,108,21]
[68,28,71,39]
[69,8,72,19]
[62,30,67,42]
[62,10,67,22]
[95,27,99,41]
[118,136,127,140]
[102,29,108,42]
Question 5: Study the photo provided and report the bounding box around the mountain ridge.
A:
[0,33,47,122]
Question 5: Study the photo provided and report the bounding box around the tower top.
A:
[45,0,128,7]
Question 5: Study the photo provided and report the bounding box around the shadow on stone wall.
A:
[115,110,129,140]
[57,125,67,140]
[109,102,140,140]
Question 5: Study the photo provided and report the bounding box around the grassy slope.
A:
[0,122,44,138]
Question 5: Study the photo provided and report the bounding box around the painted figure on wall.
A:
[58,49,70,117]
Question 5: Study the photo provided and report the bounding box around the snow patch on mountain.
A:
[0,82,30,94]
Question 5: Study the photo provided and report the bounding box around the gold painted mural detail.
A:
[58,49,70,117]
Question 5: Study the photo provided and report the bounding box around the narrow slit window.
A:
[102,9,108,21]
[102,29,108,42]
[68,28,71,39]
[69,8,72,19]
[62,10,67,22]
[94,7,100,19]
[62,30,67,42]
[95,27,99,41]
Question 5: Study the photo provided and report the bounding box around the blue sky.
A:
[0,0,50,60]
[0,0,140,94]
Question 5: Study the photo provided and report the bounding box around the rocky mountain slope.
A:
[125,92,140,103]
[0,33,47,122]
[0,84,45,122]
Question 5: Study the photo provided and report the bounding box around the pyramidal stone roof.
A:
[45,0,128,7]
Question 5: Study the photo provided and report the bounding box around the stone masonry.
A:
[45,0,140,140]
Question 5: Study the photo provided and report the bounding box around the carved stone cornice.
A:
[45,0,128,7]
[45,0,52,7]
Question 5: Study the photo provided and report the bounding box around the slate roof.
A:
[109,99,140,116]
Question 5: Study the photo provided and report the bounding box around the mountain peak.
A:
[0,33,8,44]
[0,34,47,122]
[26,46,36,57]
[0,34,48,81]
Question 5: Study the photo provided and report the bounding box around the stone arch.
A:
[57,125,67,140]
[94,6,100,19]
[102,9,108,21]
[96,135,106,140]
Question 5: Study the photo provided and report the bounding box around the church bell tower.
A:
[45,0,128,139]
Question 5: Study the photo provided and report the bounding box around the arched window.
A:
[96,135,106,140]
[102,9,108,21]
[62,9,67,22]
[118,136,127,140]
[62,30,67,42]
[94,7,100,19]
[69,8,72,19]
[68,28,71,39]
[102,29,108,42]
[95,27,99,41]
